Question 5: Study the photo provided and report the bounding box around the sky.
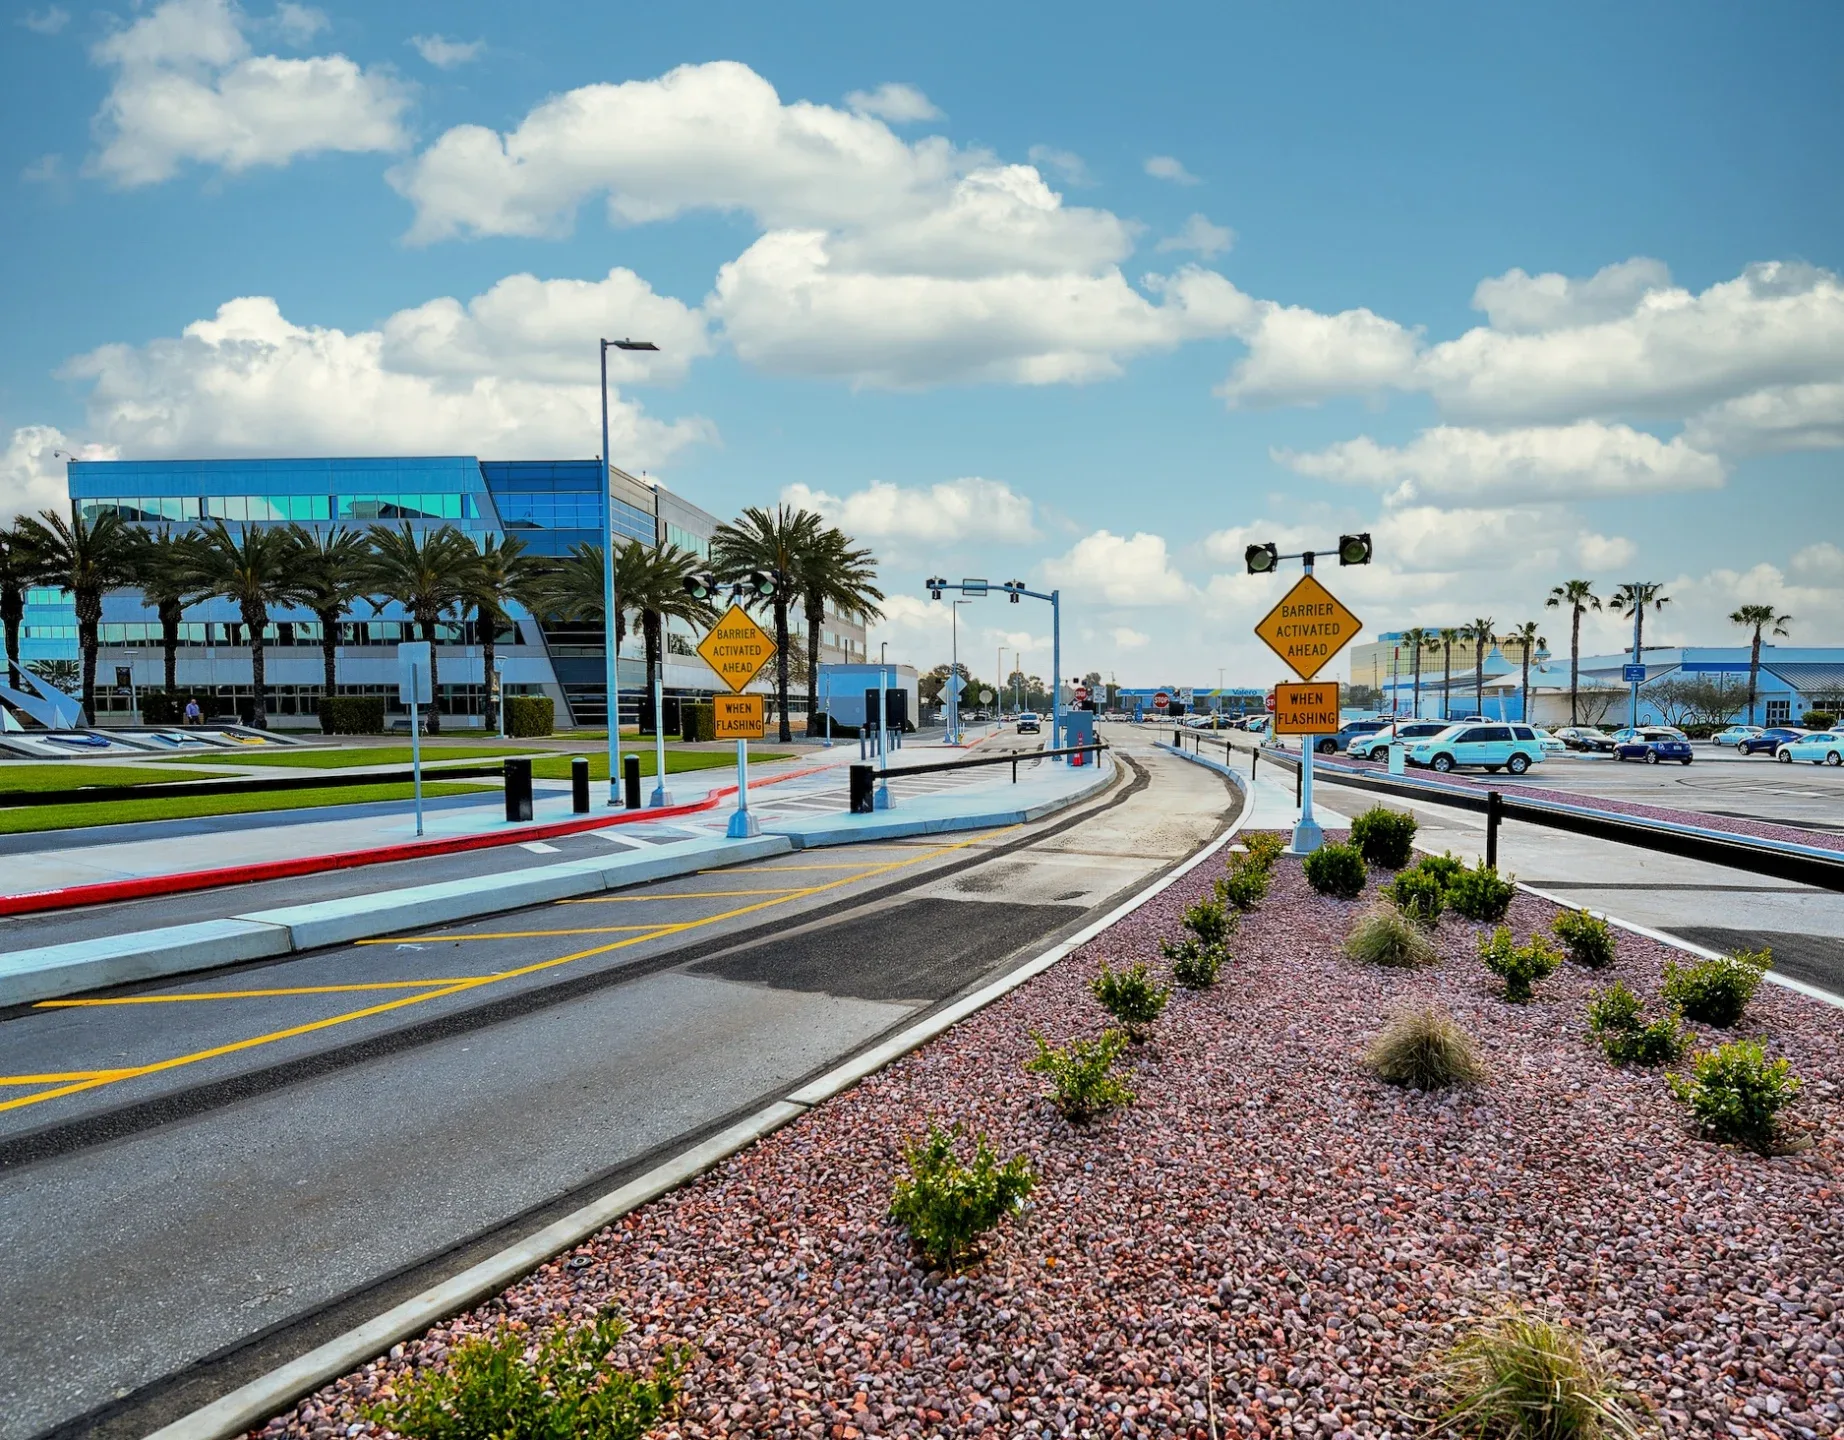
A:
[3,0,1841,689]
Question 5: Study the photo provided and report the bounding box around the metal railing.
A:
[848,742,1108,813]
[1,762,508,809]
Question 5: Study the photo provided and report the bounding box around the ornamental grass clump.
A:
[1025,1030,1135,1121]
[1661,948,1771,1027]
[1478,926,1562,1003]
[1446,863,1517,923]
[1349,804,1419,869]
[889,1123,1034,1271]
[1343,905,1439,969]
[1302,840,1367,900]
[1553,908,1618,969]
[1586,981,1687,1066]
[1180,893,1235,947]
[1090,960,1171,1041]
[1668,1040,1802,1154]
[367,1309,682,1440]
[1160,935,1226,988]
[1434,1305,1642,1439]
[1384,867,1447,928]
[1364,1006,1484,1090]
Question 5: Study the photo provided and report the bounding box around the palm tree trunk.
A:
[1475,643,1485,715]
[773,596,792,743]
[804,597,823,738]
[4,594,25,691]
[317,606,340,700]
[1411,653,1421,717]
[1748,628,1762,724]
[479,605,497,733]
[243,598,269,729]
[1441,644,1451,719]
[77,599,100,725]
[160,600,181,691]
[1521,653,1531,724]
[421,614,442,735]
[642,610,661,734]
[1569,607,1581,725]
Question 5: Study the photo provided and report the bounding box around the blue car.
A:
[1737,727,1806,756]
[1614,729,1693,765]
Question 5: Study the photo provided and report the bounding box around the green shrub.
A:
[1552,909,1617,969]
[1435,1306,1642,1439]
[1160,935,1225,988]
[1364,1006,1484,1090]
[1586,981,1688,1066]
[1089,960,1171,1040]
[1668,1040,1802,1154]
[1383,867,1447,927]
[1478,926,1562,1003]
[139,689,209,725]
[1661,949,1770,1027]
[1240,831,1287,870]
[1025,1030,1135,1121]
[366,1308,681,1440]
[1410,850,1466,888]
[889,1123,1034,1269]
[1344,906,1439,969]
[1302,841,1367,900]
[504,695,554,737]
[1349,805,1418,869]
[1447,863,1516,923]
[680,702,715,743]
[1180,894,1234,947]
[1217,861,1270,912]
[1801,709,1837,730]
[320,696,387,735]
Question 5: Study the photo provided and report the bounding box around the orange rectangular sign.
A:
[713,693,765,740]
[1271,681,1340,735]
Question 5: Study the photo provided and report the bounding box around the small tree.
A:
[1729,604,1792,725]
[186,521,308,730]
[19,507,143,723]
[1545,580,1600,726]
[364,524,478,735]
[286,524,374,710]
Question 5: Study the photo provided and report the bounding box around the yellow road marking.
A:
[705,864,883,873]
[36,981,484,1006]
[0,1070,137,1084]
[356,924,687,944]
[0,826,1014,1116]
[557,888,807,903]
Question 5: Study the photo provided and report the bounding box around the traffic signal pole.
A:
[1294,553,1323,855]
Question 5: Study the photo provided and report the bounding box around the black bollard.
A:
[849,763,875,814]
[504,756,534,822]
[571,756,590,814]
[623,753,642,810]
[1486,790,1502,869]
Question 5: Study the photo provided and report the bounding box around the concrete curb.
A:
[1155,740,1253,786]
[141,754,1249,1440]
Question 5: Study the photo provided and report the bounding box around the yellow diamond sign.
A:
[696,604,777,693]
[1253,573,1364,682]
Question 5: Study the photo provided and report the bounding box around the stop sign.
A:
[1073,686,1089,703]
[1264,691,1276,711]
[1153,690,1171,709]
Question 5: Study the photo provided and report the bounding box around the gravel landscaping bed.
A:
[254,834,1843,1440]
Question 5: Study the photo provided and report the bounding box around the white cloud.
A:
[19,6,69,35]
[1156,213,1234,259]
[781,477,1037,544]
[411,34,483,69]
[844,82,940,123]
[3,427,116,524]
[1144,155,1199,185]
[1027,145,1091,187]
[1791,542,1844,584]
[1470,257,1673,334]
[1683,381,1844,454]
[55,291,710,466]
[1278,422,1725,502]
[271,3,326,43]
[1041,530,1191,606]
[21,153,62,183]
[1218,300,1420,407]
[380,268,709,384]
[1370,504,1636,574]
[1111,627,1149,650]
[89,0,409,186]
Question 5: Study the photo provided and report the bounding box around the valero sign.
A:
[1271,681,1340,735]
[713,693,765,740]
[695,604,777,693]
[1253,573,1363,682]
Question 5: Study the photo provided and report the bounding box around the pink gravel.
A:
[253,835,1843,1440]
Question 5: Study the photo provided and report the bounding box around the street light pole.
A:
[949,599,971,744]
[598,337,658,805]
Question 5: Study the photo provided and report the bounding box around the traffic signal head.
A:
[927,575,944,600]
[748,569,777,598]
[682,572,715,600]
[1338,532,1373,566]
[1245,543,1278,575]
[1006,577,1024,603]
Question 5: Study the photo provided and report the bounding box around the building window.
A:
[664,521,707,557]
[1766,699,1790,724]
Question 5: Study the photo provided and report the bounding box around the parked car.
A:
[1553,726,1615,753]
[1738,727,1806,756]
[1244,714,1271,734]
[1311,718,1389,755]
[1531,727,1568,755]
[1347,719,1450,758]
[1612,725,1688,744]
[1016,712,1041,734]
[1404,723,1546,775]
[1613,729,1694,765]
[1713,724,1766,747]
[1775,731,1844,766]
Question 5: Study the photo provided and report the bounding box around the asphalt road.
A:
[0,732,1238,1440]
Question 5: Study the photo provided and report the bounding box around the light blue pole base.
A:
[649,786,674,808]
[873,784,893,810]
[1288,817,1325,855]
[727,808,761,838]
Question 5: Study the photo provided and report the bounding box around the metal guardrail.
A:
[0,762,508,809]
[1251,746,1844,893]
[848,742,1108,813]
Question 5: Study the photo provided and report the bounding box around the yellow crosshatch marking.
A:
[0,828,1015,1116]
[36,980,485,1006]
[558,888,806,902]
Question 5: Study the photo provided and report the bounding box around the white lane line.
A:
[518,842,561,854]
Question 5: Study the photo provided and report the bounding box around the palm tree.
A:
[531,539,654,727]
[628,543,715,733]
[1507,621,1546,724]
[1398,626,1431,718]
[1466,616,1495,717]
[187,520,308,730]
[710,505,824,743]
[1437,627,1460,720]
[126,525,210,693]
[461,534,552,732]
[288,524,376,708]
[16,508,140,723]
[1,521,50,692]
[796,527,885,735]
[1545,580,1601,725]
[1730,604,1792,724]
[364,523,478,735]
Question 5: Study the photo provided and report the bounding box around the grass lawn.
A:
[527,750,792,781]
[0,762,224,793]
[181,744,546,769]
[0,781,494,836]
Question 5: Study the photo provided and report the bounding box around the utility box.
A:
[1058,707,1098,762]
[1387,742,1406,776]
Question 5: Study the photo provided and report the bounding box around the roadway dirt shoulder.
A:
[255,834,1842,1440]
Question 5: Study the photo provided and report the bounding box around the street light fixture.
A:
[598,337,658,806]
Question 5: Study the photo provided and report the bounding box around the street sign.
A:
[979,689,995,704]
[944,673,966,698]
[695,605,777,693]
[1254,574,1364,681]
[962,578,989,595]
[1622,663,1647,683]
[397,641,432,704]
[1272,681,1340,735]
[713,693,765,740]
[1153,689,1171,709]
[1073,686,1089,703]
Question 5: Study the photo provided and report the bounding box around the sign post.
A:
[398,642,432,838]
[695,605,777,838]
[1253,563,1364,855]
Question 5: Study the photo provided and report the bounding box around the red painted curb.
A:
[0,764,835,918]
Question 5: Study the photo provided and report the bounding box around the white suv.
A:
[1347,719,1450,758]
[1405,722,1547,775]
